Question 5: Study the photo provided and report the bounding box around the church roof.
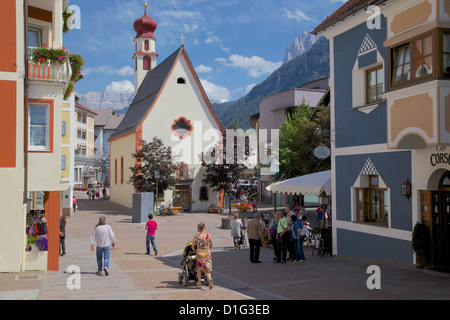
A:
[109,46,224,141]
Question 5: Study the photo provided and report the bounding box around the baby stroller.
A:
[178,242,210,287]
[237,227,247,248]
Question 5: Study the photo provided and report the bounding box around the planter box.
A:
[132,192,154,223]
[25,244,48,271]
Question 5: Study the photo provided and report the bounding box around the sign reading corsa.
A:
[430,146,450,167]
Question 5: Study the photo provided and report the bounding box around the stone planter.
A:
[221,217,231,229]
[132,192,154,223]
[25,244,48,271]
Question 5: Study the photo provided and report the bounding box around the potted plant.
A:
[412,222,431,268]
[25,235,48,271]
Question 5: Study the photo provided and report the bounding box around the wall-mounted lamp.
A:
[401,179,411,199]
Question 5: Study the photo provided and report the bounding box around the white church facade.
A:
[109,4,224,211]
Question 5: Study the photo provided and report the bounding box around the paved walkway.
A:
[1,192,449,300]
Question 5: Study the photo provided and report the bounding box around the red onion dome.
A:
[133,3,157,40]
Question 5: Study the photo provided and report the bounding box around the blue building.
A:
[313,0,450,268]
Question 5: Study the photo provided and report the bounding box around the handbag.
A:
[269,228,276,237]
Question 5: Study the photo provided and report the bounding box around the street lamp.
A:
[154,171,160,214]
[227,172,233,216]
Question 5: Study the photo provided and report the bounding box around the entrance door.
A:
[432,171,450,268]
[174,185,191,211]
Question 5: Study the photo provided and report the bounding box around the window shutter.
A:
[61,154,67,171]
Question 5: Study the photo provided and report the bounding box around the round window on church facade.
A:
[171,117,193,139]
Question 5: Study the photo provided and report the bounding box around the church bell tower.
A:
[133,2,158,94]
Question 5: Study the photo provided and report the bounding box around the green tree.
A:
[201,138,246,208]
[279,100,330,179]
[129,137,178,198]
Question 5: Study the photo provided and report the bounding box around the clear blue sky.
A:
[63,0,347,102]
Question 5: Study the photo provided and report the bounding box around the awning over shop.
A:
[266,170,331,196]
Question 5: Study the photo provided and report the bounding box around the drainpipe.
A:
[22,0,29,272]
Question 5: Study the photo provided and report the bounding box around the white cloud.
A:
[246,83,257,94]
[196,64,213,73]
[105,80,135,94]
[281,7,315,22]
[159,10,203,20]
[84,65,134,76]
[200,79,230,103]
[215,55,282,78]
[205,32,230,52]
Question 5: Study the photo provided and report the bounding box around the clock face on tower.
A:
[171,117,193,139]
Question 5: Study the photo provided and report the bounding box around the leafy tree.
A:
[201,136,247,207]
[279,100,330,179]
[129,137,178,198]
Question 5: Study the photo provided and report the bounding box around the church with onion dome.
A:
[108,2,225,212]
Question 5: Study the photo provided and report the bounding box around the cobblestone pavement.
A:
[1,192,449,300]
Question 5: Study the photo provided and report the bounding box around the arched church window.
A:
[199,186,208,201]
[177,77,186,84]
[144,40,149,51]
[143,56,152,70]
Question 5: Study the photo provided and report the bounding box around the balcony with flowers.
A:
[29,45,84,99]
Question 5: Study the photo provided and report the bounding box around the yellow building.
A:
[74,96,98,187]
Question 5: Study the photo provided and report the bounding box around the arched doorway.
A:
[432,171,450,268]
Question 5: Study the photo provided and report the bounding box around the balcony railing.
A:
[28,59,72,83]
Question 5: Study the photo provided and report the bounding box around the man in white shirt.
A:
[90,216,116,276]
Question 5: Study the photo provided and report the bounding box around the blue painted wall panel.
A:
[333,17,388,148]
[337,228,413,264]
[335,151,412,231]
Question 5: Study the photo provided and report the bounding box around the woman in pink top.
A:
[145,214,158,256]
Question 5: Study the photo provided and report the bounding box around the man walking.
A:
[145,214,158,256]
[90,216,116,276]
[247,213,264,263]
[276,211,289,264]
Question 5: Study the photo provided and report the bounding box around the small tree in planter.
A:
[129,137,178,197]
[412,222,431,268]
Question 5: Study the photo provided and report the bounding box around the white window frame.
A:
[28,103,50,151]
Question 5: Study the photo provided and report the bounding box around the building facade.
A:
[74,96,98,188]
[313,0,450,268]
[251,78,329,207]
[109,5,224,211]
[0,0,72,272]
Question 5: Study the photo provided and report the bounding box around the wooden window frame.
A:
[389,31,435,90]
[438,29,450,79]
[355,175,389,226]
[366,65,384,104]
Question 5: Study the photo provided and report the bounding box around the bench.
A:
[162,206,183,215]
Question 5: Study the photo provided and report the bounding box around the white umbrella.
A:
[266,170,331,196]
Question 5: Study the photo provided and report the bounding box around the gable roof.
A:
[94,109,115,126]
[312,0,389,35]
[104,114,125,130]
[109,45,224,141]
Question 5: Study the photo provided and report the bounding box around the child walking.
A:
[145,214,158,256]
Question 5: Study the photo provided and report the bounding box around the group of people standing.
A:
[269,205,308,263]
[230,204,309,264]
[87,186,108,200]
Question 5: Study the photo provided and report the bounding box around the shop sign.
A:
[430,146,450,167]
[314,146,331,159]
[88,167,96,177]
